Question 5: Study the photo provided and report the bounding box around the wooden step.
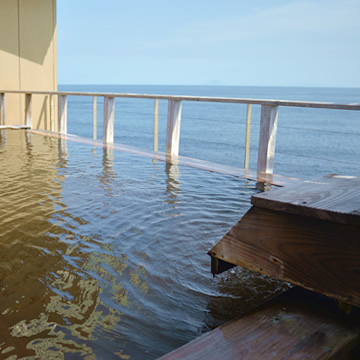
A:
[209,205,360,307]
[209,175,360,307]
[158,288,360,360]
[251,174,360,225]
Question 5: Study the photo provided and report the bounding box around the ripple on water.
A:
[0,131,288,359]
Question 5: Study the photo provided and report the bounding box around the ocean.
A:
[59,85,360,180]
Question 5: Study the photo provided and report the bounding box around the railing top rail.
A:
[1,89,360,111]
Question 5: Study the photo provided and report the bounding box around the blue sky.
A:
[57,0,360,87]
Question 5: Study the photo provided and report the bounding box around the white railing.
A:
[1,89,360,175]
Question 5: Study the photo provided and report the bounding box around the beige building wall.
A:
[0,0,57,130]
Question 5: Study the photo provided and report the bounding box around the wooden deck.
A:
[158,287,360,360]
[209,174,360,307]
[159,174,360,359]
[252,174,360,225]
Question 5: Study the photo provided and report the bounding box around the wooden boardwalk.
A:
[159,287,360,360]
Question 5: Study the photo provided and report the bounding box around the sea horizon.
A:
[59,84,360,180]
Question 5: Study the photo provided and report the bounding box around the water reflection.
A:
[57,137,68,172]
[58,137,68,162]
[0,132,127,358]
[99,145,116,197]
[165,159,181,208]
[256,181,273,192]
[0,129,6,145]
[0,131,285,359]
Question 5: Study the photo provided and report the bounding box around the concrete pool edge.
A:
[30,129,301,187]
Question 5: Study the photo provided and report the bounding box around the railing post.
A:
[244,104,252,169]
[58,95,68,134]
[103,96,115,143]
[257,104,279,174]
[93,96,97,140]
[154,99,159,152]
[25,93,32,128]
[0,93,5,126]
[166,99,182,156]
[50,94,55,131]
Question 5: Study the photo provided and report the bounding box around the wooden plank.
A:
[209,206,360,307]
[25,93,32,128]
[252,174,360,225]
[166,99,182,155]
[159,287,360,360]
[257,105,278,174]
[58,95,68,134]
[0,93,5,125]
[244,104,252,169]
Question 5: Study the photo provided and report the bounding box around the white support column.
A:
[0,93,5,126]
[166,99,182,156]
[50,95,55,131]
[244,104,252,169]
[103,96,115,143]
[25,93,32,128]
[58,95,68,134]
[93,96,97,140]
[154,99,159,152]
[257,104,279,174]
